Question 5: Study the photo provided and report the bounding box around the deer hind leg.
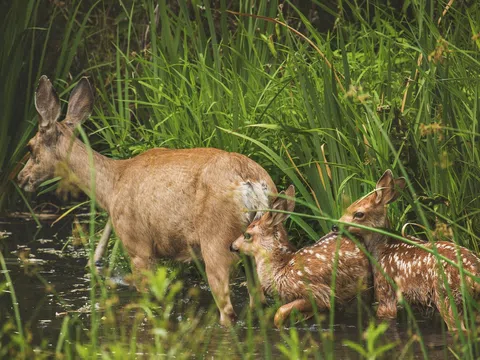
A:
[202,245,237,326]
[274,299,314,328]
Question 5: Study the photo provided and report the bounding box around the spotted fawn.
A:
[337,169,480,330]
[230,185,371,328]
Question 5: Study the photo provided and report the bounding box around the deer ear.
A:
[35,76,61,133]
[269,185,295,226]
[64,77,94,128]
[375,170,404,205]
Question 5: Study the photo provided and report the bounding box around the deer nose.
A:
[230,243,238,253]
[331,225,339,232]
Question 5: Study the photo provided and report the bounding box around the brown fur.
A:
[17,76,278,325]
[338,169,480,330]
[231,185,371,328]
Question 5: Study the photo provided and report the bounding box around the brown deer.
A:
[337,169,480,330]
[230,185,371,328]
[17,75,279,325]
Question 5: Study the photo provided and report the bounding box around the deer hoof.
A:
[219,312,237,327]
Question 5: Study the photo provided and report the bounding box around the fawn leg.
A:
[203,247,237,326]
[244,257,266,308]
[434,291,465,331]
[376,300,398,319]
[375,277,398,319]
[248,279,266,309]
[274,299,314,328]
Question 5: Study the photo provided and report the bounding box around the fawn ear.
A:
[391,177,407,202]
[64,77,94,128]
[35,76,61,134]
[375,170,405,205]
[269,185,295,226]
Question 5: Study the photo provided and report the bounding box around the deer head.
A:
[17,76,94,192]
[337,170,406,241]
[230,185,295,257]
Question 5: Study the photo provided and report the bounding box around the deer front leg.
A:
[87,218,113,269]
[93,218,113,267]
[121,235,155,292]
[203,249,237,326]
[274,299,314,328]
[130,254,155,292]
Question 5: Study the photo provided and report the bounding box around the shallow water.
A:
[0,217,463,358]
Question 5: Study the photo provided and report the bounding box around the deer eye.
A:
[353,211,365,219]
[244,233,252,242]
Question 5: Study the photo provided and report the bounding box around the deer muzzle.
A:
[17,171,32,192]
[230,241,239,253]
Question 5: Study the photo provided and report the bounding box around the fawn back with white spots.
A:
[338,169,480,330]
[230,185,371,327]
[17,76,278,326]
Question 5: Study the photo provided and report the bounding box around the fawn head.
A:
[17,76,94,192]
[336,170,406,240]
[230,185,295,256]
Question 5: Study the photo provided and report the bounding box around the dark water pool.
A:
[0,217,462,358]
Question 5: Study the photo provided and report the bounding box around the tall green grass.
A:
[88,0,479,244]
[0,0,107,209]
[2,0,480,358]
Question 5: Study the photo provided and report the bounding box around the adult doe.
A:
[230,185,371,327]
[17,75,278,325]
[337,170,480,330]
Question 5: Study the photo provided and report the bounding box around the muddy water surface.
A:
[0,217,459,358]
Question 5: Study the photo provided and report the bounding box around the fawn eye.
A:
[353,211,365,219]
[244,233,252,241]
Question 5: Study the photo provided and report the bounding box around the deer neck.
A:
[55,124,117,211]
[254,245,293,296]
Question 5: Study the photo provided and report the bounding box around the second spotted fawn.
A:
[230,185,371,328]
[337,170,480,330]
